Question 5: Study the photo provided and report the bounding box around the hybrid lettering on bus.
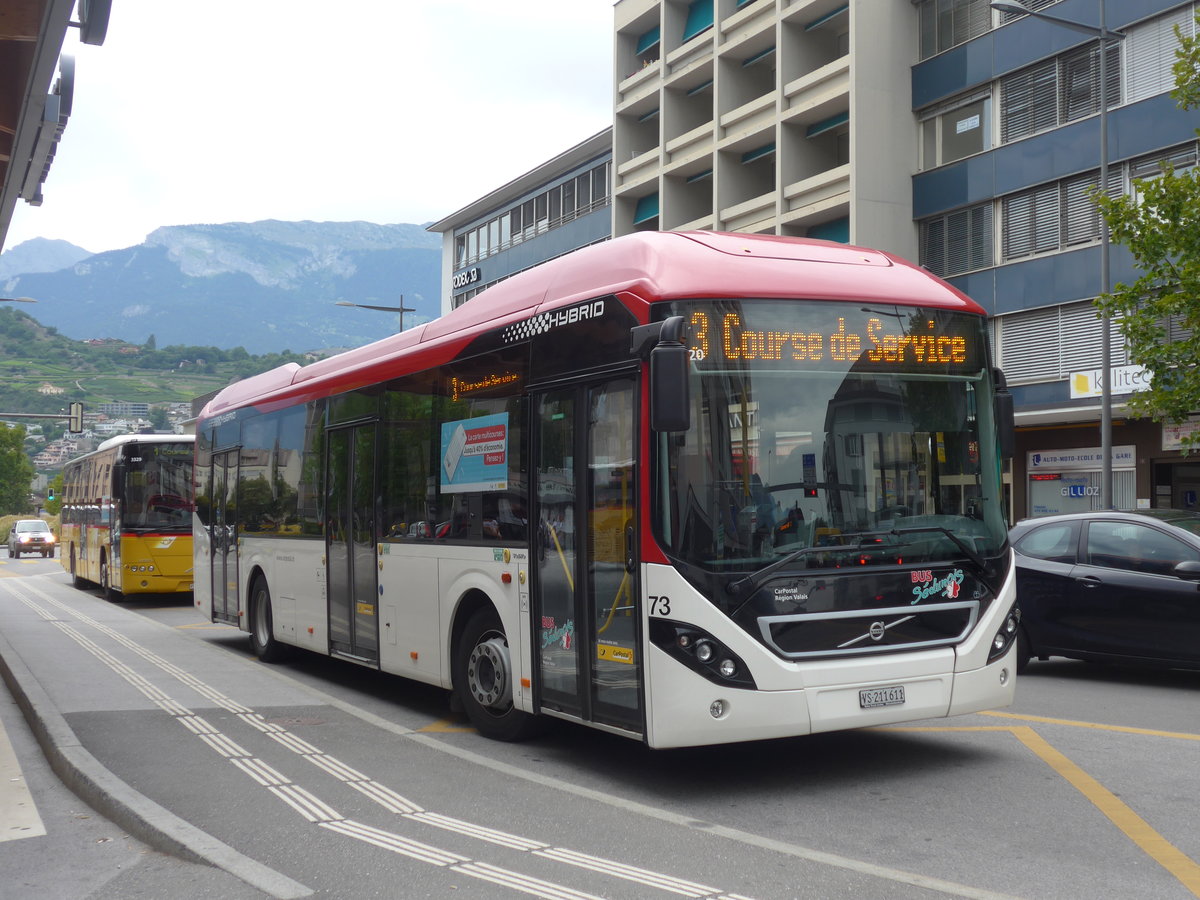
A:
[61,434,196,598]
[194,231,1019,748]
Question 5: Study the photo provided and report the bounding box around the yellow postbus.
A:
[60,434,195,599]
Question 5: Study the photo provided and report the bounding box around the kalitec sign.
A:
[1069,365,1150,399]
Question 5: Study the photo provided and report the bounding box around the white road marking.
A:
[12,584,760,900]
[0,715,46,843]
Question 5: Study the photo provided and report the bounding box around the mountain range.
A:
[0,221,442,354]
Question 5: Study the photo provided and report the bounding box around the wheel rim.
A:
[100,559,108,590]
[467,633,512,713]
[254,591,269,646]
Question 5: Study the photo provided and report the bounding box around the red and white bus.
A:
[194,231,1019,748]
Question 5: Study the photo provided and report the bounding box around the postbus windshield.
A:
[654,299,1008,587]
[121,442,194,533]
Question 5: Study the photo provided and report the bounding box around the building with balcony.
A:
[433,0,1200,518]
[611,0,915,256]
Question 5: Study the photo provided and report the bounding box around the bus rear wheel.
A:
[453,606,539,742]
[250,578,287,662]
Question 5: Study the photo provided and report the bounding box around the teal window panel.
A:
[636,25,661,55]
[683,0,714,42]
[806,111,849,137]
[633,193,660,224]
[808,217,850,242]
[741,143,776,164]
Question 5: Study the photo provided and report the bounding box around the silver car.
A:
[7,519,56,558]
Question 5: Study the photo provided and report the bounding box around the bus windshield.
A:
[655,299,1008,581]
[121,442,194,532]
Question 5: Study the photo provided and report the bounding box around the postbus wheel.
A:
[70,548,88,589]
[250,578,287,663]
[99,555,120,602]
[453,606,540,742]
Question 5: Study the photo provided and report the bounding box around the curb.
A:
[0,626,311,900]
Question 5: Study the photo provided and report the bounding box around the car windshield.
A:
[16,521,50,533]
[653,299,1009,577]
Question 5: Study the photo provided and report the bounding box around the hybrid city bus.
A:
[61,433,196,598]
[194,231,1019,748]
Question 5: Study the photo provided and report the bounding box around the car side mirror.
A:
[1172,560,1200,581]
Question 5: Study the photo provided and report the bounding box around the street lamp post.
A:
[335,295,417,332]
[990,0,1125,509]
[0,296,38,302]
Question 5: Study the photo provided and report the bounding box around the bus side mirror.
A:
[994,368,1015,459]
[638,316,690,433]
[648,316,686,434]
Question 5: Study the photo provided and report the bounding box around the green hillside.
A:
[0,306,319,427]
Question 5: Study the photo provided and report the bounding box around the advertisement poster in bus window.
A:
[440,413,509,493]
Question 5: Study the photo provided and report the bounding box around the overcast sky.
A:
[5,0,615,254]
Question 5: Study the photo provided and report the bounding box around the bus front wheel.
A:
[70,549,87,589]
[250,578,287,663]
[99,555,120,602]
[453,606,539,742]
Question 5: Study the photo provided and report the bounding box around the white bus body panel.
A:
[642,562,1016,749]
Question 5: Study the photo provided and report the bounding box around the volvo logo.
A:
[838,614,916,649]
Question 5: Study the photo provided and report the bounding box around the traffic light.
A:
[68,401,83,433]
[47,486,55,501]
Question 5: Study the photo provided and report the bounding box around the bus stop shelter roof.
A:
[0,0,108,253]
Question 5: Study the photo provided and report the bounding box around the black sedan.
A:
[1010,509,1200,672]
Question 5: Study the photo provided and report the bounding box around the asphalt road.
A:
[2,555,1198,899]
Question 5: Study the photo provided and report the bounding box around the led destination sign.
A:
[681,304,982,373]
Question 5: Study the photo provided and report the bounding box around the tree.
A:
[1095,13,1200,450]
[145,333,157,350]
[149,406,170,430]
[0,426,35,514]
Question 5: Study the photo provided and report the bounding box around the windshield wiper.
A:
[726,541,878,599]
[886,524,988,573]
[725,525,998,600]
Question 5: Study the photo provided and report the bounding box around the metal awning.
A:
[0,0,110,252]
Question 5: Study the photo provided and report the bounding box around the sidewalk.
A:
[0,572,309,899]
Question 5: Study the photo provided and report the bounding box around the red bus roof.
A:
[200,231,985,419]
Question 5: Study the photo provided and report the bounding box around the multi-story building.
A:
[428,130,613,315]
[98,401,151,418]
[913,0,1198,517]
[436,0,1200,519]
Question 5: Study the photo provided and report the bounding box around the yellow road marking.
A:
[980,709,1200,741]
[882,722,1200,896]
[1010,725,1200,896]
[416,718,474,733]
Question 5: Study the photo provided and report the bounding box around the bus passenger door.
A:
[534,377,641,734]
[210,450,239,625]
[326,424,379,663]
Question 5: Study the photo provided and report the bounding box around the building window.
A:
[919,203,993,277]
[997,300,1127,385]
[1127,6,1197,103]
[918,0,991,61]
[453,160,612,268]
[1000,42,1120,144]
[920,92,991,169]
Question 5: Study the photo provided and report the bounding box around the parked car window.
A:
[1085,521,1200,575]
[1014,522,1076,563]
